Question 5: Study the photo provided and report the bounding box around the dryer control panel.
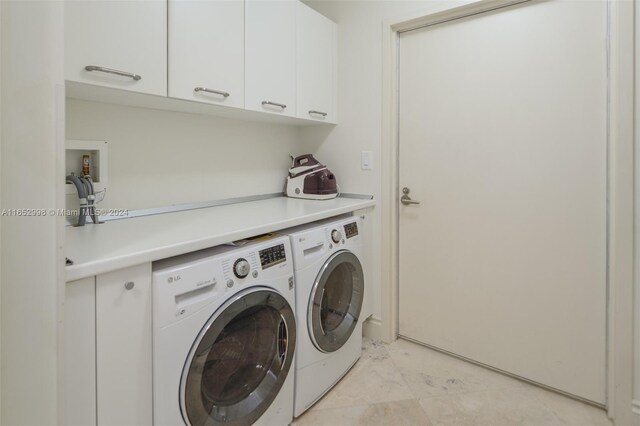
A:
[344,221,359,239]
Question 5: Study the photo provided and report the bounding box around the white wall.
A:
[300,1,639,423]
[1,1,65,424]
[300,0,453,325]
[66,100,318,210]
[300,7,638,420]
[63,1,444,334]
[0,1,3,419]
[634,0,640,417]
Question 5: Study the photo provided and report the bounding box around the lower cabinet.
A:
[96,263,153,425]
[65,277,97,426]
[64,263,152,425]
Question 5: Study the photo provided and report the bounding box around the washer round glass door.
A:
[181,288,296,426]
[308,250,364,353]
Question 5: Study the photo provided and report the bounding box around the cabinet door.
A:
[65,0,167,96]
[96,264,152,425]
[296,3,337,123]
[169,0,244,108]
[65,278,97,426]
[245,0,296,117]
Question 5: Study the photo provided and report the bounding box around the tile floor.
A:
[293,338,612,426]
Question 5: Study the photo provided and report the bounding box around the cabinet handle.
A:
[84,65,141,81]
[124,281,135,290]
[262,101,287,109]
[194,87,230,98]
[309,110,328,117]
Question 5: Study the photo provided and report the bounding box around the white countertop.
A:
[65,195,375,281]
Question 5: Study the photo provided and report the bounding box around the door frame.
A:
[380,0,635,422]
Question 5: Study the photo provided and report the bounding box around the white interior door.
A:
[398,0,607,404]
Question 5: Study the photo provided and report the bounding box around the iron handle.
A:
[84,65,141,81]
[400,194,420,205]
[309,110,328,117]
[194,87,230,98]
[262,101,287,109]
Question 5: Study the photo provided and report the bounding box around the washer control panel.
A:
[153,236,292,328]
[259,243,287,269]
[221,252,259,283]
[233,258,251,278]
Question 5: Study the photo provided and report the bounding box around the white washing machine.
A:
[152,235,296,426]
[285,216,366,417]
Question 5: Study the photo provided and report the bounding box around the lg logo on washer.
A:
[167,275,181,284]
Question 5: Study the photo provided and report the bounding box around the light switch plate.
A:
[361,151,373,170]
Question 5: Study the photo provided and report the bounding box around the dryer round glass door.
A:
[309,250,364,353]
[180,288,296,426]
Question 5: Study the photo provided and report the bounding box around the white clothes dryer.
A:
[285,216,366,417]
[152,236,296,426]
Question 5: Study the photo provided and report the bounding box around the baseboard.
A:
[362,315,383,340]
[632,399,640,416]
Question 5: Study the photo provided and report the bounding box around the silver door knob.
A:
[401,194,420,205]
[400,187,420,205]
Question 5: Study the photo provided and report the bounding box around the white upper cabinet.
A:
[65,0,167,96]
[245,0,297,117]
[168,0,244,108]
[296,2,337,123]
[65,0,337,124]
